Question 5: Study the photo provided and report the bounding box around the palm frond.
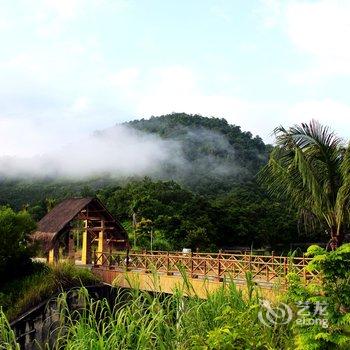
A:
[259,120,347,242]
[336,143,350,232]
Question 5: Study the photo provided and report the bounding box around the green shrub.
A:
[0,206,36,285]
[285,244,350,349]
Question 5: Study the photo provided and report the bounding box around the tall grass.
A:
[0,308,20,350]
[49,274,293,350]
[1,272,295,349]
[1,262,100,321]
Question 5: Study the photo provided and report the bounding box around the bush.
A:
[0,207,36,285]
[285,244,350,349]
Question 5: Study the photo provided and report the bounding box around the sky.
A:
[0,0,350,157]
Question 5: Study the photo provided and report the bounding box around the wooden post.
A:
[48,242,59,264]
[92,248,96,266]
[266,259,269,281]
[108,246,112,268]
[166,251,170,275]
[303,253,306,283]
[126,249,130,271]
[190,252,194,278]
[144,249,148,272]
[81,219,91,265]
[217,252,221,281]
[271,251,275,280]
[68,232,75,263]
[283,257,287,277]
[96,219,105,266]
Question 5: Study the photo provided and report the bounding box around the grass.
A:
[0,308,20,350]
[3,272,293,349]
[0,268,297,349]
[0,262,100,321]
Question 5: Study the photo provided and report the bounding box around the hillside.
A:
[126,113,271,193]
[0,114,310,250]
[0,114,271,208]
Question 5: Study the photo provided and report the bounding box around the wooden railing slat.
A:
[92,251,316,284]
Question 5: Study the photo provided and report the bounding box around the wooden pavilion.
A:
[31,197,129,264]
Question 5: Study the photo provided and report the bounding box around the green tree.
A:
[259,120,350,249]
[0,207,36,285]
[134,218,154,249]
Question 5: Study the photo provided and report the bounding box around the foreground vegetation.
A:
[1,275,293,349]
[0,206,98,322]
[1,245,350,348]
[286,244,350,349]
[0,262,99,321]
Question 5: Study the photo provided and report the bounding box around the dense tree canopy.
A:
[0,207,36,284]
[97,178,300,251]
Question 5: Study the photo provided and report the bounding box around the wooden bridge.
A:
[91,250,318,298]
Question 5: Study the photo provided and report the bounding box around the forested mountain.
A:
[0,113,270,206]
[0,114,324,250]
[126,113,271,193]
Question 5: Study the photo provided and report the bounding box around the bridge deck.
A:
[91,251,318,296]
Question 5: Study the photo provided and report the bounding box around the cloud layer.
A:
[0,125,182,178]
[0,0,349,162]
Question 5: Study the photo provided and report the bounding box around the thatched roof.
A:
[31,197,127,250]
[36,197,93,236]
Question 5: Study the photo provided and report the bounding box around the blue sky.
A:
[0,0,350,157]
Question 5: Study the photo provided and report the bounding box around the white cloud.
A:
[0,116,63,157]
[108,68,140,89]
[0,19,11,31]
[210,5,232,23]
[286,1,350,58]
[1,0,349,166]
[287,0,350,83]
[69,96,90,113]
[0,125,183,178]
[42,0,82,20]
[287,99,350,140]
[257,0,282,28]
[261,0,350,83]
[132,66,251,127]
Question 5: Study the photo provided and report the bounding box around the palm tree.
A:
[259,120,350,249]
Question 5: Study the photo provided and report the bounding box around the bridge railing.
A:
[93,251,318,284]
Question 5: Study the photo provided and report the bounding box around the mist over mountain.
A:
[125,113,270,192]
[0,114,307,250]
[0,113,269,181]
[0,113,271,208]
[0,125,181,179]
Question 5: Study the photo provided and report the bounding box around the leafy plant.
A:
[285,244,350,349]
[0,206,36,285]
[0,308,19,350]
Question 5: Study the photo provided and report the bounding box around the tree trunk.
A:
[336,230,345,248]
[327,226,345,250]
